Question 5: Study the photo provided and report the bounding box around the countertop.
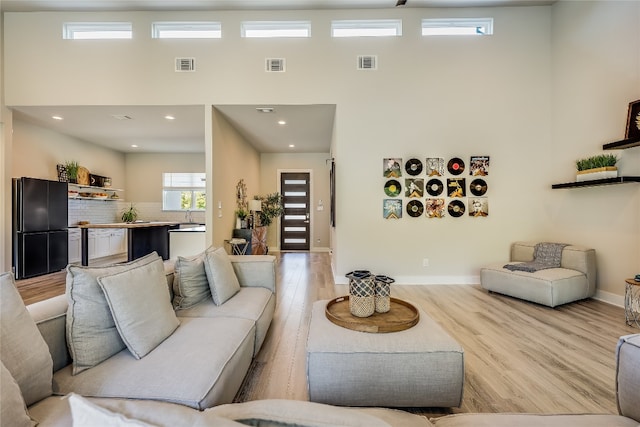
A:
[77,221,179,229]
[169,226,206,232]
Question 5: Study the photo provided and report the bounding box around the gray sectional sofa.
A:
[2,249,639,427]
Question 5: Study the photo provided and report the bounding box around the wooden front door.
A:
[280,172,310,251]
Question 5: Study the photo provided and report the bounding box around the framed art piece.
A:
[383,199,402,219]
[447,178,466,198]
[383,158,402,178]
[405,178,424,198]
[625,99,640,139]
[426,198,446,218]
[426,158,445,177]
[469,156,490,176]
[469,197,489,217]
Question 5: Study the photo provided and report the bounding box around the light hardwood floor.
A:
[17,251,637,417]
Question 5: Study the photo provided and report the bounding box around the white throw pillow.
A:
[66,252,161,374]
[0,361,36,427]
[0,272,53,406]
[203,247,241,305]
[69,394,155,427]
[98,257,180,359]
[173,251,211,310]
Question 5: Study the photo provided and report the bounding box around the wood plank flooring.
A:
[16,251,637,417]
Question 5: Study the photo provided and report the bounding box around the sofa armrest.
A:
[616,334,640,422]
[229,255,276,294]
[27,294,71,372]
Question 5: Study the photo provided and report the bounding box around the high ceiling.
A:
[4,0,553,154]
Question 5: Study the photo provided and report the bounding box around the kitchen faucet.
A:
[185,209,193,223]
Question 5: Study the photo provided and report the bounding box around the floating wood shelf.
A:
[551,176,640,189]
[603,136,640,150]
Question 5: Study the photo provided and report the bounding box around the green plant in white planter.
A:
[121,204,138,223]
[575,154,618,182]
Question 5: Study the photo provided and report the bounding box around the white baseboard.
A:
[593,289,624,308]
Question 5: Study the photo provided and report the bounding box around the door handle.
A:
[304,213,310,224]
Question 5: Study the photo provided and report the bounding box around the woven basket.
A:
[346,270,375,318]
[374,275,395,313]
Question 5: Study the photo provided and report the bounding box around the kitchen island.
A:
[78,222,179,266]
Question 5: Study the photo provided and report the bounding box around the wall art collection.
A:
[382,156,490,219]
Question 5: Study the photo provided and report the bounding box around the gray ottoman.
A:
[306,299,464,407]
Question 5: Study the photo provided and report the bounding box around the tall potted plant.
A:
[252,193,284,255]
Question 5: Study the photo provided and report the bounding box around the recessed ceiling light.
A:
[165,115,175,120]
[131,144,138,148]
[278,120,286,125]
[288,144,295,148]
[256,107,275,113]
[52,115,64,120]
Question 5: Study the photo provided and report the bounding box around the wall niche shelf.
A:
[551,176,640,189]
[603,136,640,150]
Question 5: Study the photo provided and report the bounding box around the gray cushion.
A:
[204,247,241,305]
[69,394,154,427]
[616,334,640,422]
[209,399,394,427]
[0,272,53,406]
[0,361,36,427]
[176,287,275,355]
[431,413,638,427]
[65,252,160,375]
[172,252,211,310]
[98,258,180,359]
[54,317,255,410]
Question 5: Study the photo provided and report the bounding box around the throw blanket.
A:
[504,242,569,273]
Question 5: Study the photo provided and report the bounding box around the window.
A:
[152,22,222,39]
[331,19,402,37]
[162,173,206,211]
[421,18,493,36]
[241,21,311,38]
[63,22,132,39]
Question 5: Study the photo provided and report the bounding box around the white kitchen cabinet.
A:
[68,228,81,264]
[95,230,111,258]
[109,229,126,255]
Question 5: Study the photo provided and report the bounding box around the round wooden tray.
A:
[325,296,419,333]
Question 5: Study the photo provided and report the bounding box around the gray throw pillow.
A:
[203,247,241,306]
[0,272,53,406]
[66,252,161,374]
[0,361,36,427]
[98,257,180,359]
[69,394,155,427]
[173,252,211,310]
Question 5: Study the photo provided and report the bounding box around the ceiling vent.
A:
[175,57,196,72]
[357,55,378,70]
[265,58,286,72]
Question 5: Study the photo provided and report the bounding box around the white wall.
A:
[3,4,636,295]
[549,0,640,303]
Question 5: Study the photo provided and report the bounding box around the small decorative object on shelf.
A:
[346,270,375,318]
[121,204,138,223]
[625,99,640,140]
[235,208,249,229]
[575,154,618,182]
[64,161,79,183]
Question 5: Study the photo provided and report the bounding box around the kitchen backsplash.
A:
[68,200,205,226]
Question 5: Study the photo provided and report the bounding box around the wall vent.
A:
[357,55,377,70]
[265,58,286,72]
[175,57,196,72]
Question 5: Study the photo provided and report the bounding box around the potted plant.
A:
[575,154,618,182]
[235,208,249,229]
[65,160,79,184]
[256,193,284,227]
[121,204,138,223]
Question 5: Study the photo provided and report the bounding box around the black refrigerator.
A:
[12,177,69,279]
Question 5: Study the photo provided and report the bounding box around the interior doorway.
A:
[280,172,310,251]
